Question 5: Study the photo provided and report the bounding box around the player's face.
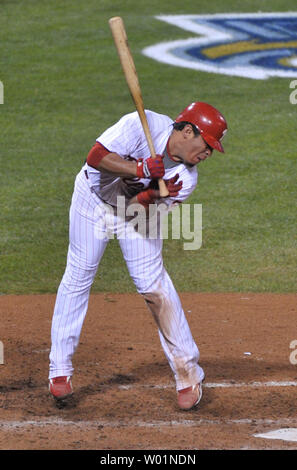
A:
[181,130,213,166]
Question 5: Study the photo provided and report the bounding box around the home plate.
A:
[254,428,297,442]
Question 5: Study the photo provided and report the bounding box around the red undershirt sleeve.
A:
[86,142,111,168]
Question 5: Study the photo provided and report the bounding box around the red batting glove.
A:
[164,174,183,197]
[136,188,159,208]
[136,174,183,208]
[136,155,165,179]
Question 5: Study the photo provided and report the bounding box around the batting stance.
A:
[49,102,227,410]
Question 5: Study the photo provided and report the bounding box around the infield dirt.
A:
[0,292,296,450]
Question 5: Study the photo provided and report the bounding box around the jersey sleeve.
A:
[86,142,111,168]
[96,112,142,158]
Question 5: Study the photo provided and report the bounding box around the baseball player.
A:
[48,102,227,410]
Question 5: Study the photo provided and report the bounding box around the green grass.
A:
[0,0,296,294]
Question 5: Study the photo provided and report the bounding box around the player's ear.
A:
[182,124,195,139]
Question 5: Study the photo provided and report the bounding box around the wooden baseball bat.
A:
[108,16,169,197]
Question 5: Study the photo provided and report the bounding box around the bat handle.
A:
[158,178,169,198]
[147,145,169,198]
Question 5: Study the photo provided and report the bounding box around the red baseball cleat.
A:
[49,376,73,400]
[177,382,203,410]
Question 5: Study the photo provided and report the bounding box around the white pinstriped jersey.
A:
[85,110,198,208]
[49,109,205,388]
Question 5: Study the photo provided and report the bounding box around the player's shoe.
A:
[177,382,203,411]
[49,376,73,400]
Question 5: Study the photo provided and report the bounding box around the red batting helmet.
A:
[175,102,228,153]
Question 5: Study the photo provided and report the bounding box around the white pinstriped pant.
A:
[49,168,204,390]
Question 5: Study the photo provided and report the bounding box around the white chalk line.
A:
[1,417,297,431]
[118,380,297,390]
